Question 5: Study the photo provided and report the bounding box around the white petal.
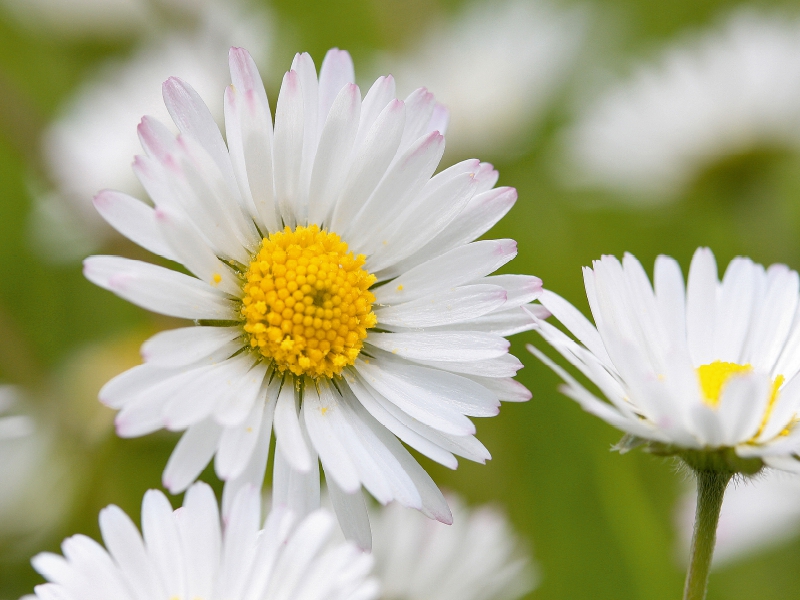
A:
[272,432,321,522]
[162,419,223,493]
[378,185,516,277]
[274,382,313,472]
[713,257,756,363]
[215,393,267,480]
[307,83,361,226]
[539,289,612,367]
[141,326,242,368]
[141,489,184,600]
[290,52,321,223]
[213,362,268,427]
[99,505,163,600]
[367,172,478,275]
[376,284,507,328]
[366,331,508,362]
[92,190,174,260]
[226,48,278,234]
[177,483,221,600]
[302,384,361,493]
[318,49,355,129]
[329,99,406,233]
[654,254,687,354]
[718,374,771,446]
[346,374,459,468]
[346,131,445,254]
[746,264,799,371]
[354,359,478,435]
[686,247,718,366]
[222,393,277,518]
[84,256,235,320]
[375,239,516,305]
[154,207,242,296]
[273,69,305,226]
[162,77,238,198]
[414,354,523,378]
[327,480,371,551]
[162,354,256,431]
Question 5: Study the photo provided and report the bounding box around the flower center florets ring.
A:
[241,224,377,379]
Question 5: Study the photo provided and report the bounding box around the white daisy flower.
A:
[564,10,800,201]
[676,470,800,567]
[86,47,540,547]
[372,495,537,600]
[33,0,271,260]
[27,482,378,600]
[529,247,800,473]
[380,0,587,158]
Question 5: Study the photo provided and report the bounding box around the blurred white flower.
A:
[0,387,74,551]
[676,469,800,568]
[378,0,588,158]
[371,495,537,600]
[32,0,271,260]
[0,0,152,38]
[565,10,800,202]
[0,0,224,39]
[29,483,378,600]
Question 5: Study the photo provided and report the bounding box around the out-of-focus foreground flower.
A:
[371,494,537,600]
[676,470,800,568]
[26,482,378,600]
[32,0,271,260]
[0,387,75,554]
[529,248,800,474]
[86,46,541,547]
[379,0,588,158]
[564,10,800,201]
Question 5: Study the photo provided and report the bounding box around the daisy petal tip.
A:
[92,189,114,209]
[437,508,454,526]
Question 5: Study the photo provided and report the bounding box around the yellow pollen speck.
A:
[211,273,222,286]
[241,224,377,379]
[396,284,404,291]
[697,361,753,406]
[321,407,328,415]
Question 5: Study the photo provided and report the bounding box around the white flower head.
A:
[676,469,800,568]
[371,495,537,600]
[86,47,541,547]
[529,247,800,473]
[28,482,378,600]
[34,0,271,260]
[380,0,588,158]
[564,10,800,201]
[0,0,231,39]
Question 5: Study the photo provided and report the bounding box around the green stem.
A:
[683,470,732,600]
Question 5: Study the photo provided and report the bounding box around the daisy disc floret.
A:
[28,482,377,600]
[529,247,800,474]
[85,46,542,547]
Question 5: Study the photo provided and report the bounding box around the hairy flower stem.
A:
[683,469,732,600]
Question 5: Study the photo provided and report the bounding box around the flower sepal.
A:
[678,447,763,476]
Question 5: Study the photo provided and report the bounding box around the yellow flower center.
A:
[697,361,753,406]
[241,225,377,379]
[696,360,785,425]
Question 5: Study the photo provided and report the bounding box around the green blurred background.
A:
[3,0,800,598]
